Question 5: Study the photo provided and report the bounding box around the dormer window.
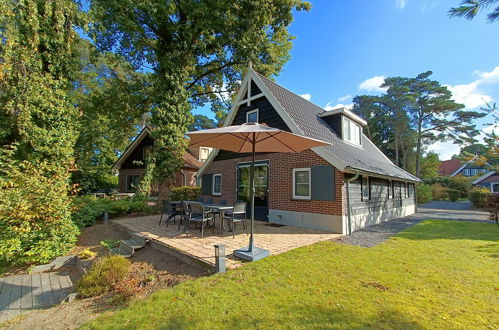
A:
[246,109,259,123]
[342,116,362,145]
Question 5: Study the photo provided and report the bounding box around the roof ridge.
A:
[255,72,327,114]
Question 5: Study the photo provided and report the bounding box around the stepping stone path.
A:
[0,272,73,323]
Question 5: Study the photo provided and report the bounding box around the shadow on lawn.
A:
[157,305,425,329]
[269,306,423,329]
[395,220,499,242]
[475,243,499,259]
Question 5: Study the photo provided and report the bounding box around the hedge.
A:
[447,189,460,202]
[71,196,157,229]
[486,194,498,223]
[468,187,490,208]
[169,186,201,201]
[416,184,432,204]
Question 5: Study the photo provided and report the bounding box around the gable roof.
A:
[439,159,463,176]
[112,127,202,170]
[448,156,485,177]
[471,171,496,184]
[198,68,419,182]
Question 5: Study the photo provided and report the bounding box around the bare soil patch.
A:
[2,221,208,329]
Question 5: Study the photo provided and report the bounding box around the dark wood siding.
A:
[250,80,262,96]
[321,113,342,138]
[214,96,290,161]
[346,174,415,215]
[121,136,154,169]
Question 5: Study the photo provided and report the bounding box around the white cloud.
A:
[324,102,353,111]
[395,0,407,9]
[338,94,352,102]
[445,66,499,109]
[359,76,387,93]
[299,93,312,101]
[426,141,460,161]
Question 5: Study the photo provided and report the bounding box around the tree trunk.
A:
[415,115,423,178]
[394,134,399,167]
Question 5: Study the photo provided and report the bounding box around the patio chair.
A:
[184,202,213,238]
[158,200,178,227]
[178,201,191,231]
[223,202,247,238]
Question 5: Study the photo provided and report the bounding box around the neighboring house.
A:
[472,171,499,192]
[196,68,420,235]
[439,157,489,177]
[112,127,209,195]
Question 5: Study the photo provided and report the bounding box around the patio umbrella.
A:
[188,122,330,261]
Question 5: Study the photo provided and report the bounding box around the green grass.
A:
[83,221,499,329]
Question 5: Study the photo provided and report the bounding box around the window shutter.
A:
[311,165,335,201]
[202,174,213,195]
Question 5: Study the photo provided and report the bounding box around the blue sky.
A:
[195,0,499,160]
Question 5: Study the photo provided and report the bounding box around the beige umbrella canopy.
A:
[188,122,330,261]
[188,122,329,153]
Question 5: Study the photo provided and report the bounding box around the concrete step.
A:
[122,239,144,250]
[110,247,133,258]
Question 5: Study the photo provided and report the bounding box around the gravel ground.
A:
[334,201,494,248]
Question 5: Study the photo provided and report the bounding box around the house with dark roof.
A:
[112,126,211,195]
[197,68,420,234]
[439,157,489,177]
[472,171,499,192]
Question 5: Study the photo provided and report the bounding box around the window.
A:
[361,176,370,201]
[342,116,362,145]
[143,146,152,160]
[403,182,409,198]
[125,175,141,192]
[492,183,499,193]
[293,168,311,199]
[246,109,259,123]
[463,169,471,176]
[388,180,393,199]
[199,147,212,162]
[212,174,222,195]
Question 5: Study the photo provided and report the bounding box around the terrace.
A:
[111,215,342,270]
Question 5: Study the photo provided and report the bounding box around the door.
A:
[237,161,269,221]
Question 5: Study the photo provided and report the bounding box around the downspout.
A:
[345,170,360,235]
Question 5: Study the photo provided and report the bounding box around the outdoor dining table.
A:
[169,201,233,235]
[203,204,234,235]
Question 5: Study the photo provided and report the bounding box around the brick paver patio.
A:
[112,215,341,269]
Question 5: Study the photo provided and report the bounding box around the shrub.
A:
[431,183,448,200]
[0,156,79,264]
[113,261,157,303]
[71,196,156,229]
[468,187,490,208]
[77,255,131,298]
[79,249,97,259]
[447,189,460,202]
[169,186,201,201]
[448,176,472,198]
[486,193,498,223]
[416,184,432,204]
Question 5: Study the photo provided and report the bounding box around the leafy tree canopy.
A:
[449,0,499,22]
[188,114,217,131]
[88,0,311,192]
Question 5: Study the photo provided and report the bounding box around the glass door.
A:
[237,161,269,221]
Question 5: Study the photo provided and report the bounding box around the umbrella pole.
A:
[249,133,255,252]
[233,132,270,261]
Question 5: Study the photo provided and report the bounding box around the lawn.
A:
[83,220,499,329]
